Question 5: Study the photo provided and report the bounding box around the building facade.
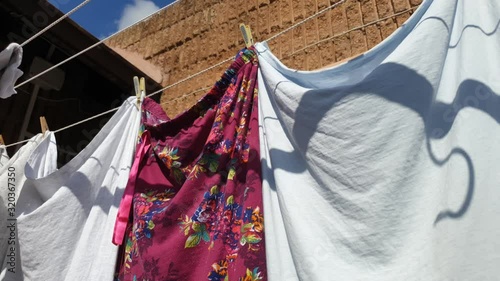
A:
[106,0,422,117]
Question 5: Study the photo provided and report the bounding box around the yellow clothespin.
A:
[239,23,254,48]
[139,77,146,100]
[40,116,49,136]
[0,135,4,145]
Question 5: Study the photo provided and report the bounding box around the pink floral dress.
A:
[114,48,266,281]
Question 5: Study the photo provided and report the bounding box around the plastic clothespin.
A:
[133,76,141,105]
[239,23,254,48]
[139,77,146,99]
[0,135,4,145]
[40,116,49,136]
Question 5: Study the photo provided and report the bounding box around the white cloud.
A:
[116,0,160,31]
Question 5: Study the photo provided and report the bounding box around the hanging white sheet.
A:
[257,0,500,280]
[9,97,140,281]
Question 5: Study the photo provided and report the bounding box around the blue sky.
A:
[49,0,175,38]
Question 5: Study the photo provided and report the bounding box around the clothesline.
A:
[282,6,417,60]
[146,0,349,99]
[160,86,213,106]
[20,0,92,47]
[161,6,416,106]
[14,0,180,89]
[6,0,351,148]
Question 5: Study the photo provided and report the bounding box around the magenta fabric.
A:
[113,132,152,245]
[114,48,266,281]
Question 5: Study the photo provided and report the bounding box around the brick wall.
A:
[106,0,422,117]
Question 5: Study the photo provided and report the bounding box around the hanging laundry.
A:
[10,97,141,281]
[256,0,500,280]
[0,43,23,99]
[0,145,8,168]
[0,132,57,280]
[113,48,266,281]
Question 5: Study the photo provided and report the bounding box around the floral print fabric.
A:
[114,48,266,281]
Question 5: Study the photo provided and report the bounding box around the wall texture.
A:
[106,0,422,117]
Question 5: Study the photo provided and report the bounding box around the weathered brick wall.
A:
[106,0,422,117]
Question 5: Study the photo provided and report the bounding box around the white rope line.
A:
[148,0,349,100]
[158,2,414,104]
[20,0,92,47]
[161,86,213,106]
[3,138,41,149]
[4,106,120,148]
[283,6,417,60]
[53,107,119,134]
[265,0,347,43]
[4,139,30,148]
[5,0,394,148]
[14,0,180,89]
[146,58,233,98]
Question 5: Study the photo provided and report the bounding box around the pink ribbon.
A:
[112,131,151,245]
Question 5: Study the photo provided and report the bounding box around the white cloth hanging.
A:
[256,0,500,280]
[10,97,140,281]
[0,132,57,280]
[0,44,23,99]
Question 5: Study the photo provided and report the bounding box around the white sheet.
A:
[256,0,500,280]
[11,97,140,281]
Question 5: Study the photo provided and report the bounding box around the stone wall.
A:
[106,0,422,117]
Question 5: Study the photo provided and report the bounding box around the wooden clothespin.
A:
[40,116,49,136]
[0,135,4,146]
[239,23,254,48]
